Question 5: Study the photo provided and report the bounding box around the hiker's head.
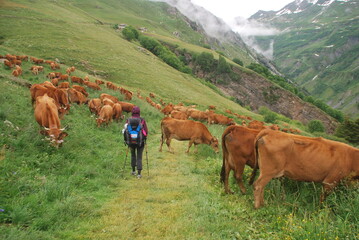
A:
[132,106,140,116]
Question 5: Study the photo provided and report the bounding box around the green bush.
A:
[139,35,189,73]
[122,26,139,41]
[335,117,359,145]
[139,35,160,51]
[232,58,243,66]
[259,106,278,123]
[195,52,214,72]
[307,120,325,133]
[217,55,231,74]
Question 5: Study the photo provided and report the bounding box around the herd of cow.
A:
[2,53,138,147]
[157,116,358,208]
[3,53,358,208]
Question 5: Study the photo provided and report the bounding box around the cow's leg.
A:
[166,137,174,153]
[224,160,234,194]
[253,175,273,209]
[194,143,199,153]
[320,180,339,203]
[234,164,246,194]
[159,131,164,152]
[186,140,194,153]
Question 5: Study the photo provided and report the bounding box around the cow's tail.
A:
[220,126,234,183]
[249,130,269,185]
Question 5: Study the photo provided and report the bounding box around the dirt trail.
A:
[80,139,208,239]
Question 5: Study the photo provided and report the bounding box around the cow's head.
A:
[227,119,235,126]
[42,127,68,147]
[210,137,219,153]
[96,118,104,127]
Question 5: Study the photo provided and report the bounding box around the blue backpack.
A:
[124,117,144,147]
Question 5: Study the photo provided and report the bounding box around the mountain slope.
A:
[0,0,340,132]
[250,0,359,117]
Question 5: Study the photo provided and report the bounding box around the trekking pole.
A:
[145,141,149,176]
[121,147,130,177]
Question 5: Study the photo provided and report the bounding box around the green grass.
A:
[0,0,358,239]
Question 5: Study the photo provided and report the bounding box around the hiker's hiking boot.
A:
[131,171,136,176]
[137,174,142,179]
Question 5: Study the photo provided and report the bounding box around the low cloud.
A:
[230,17,280,37]
[229,17,280,59]
[150,0,233,41]
[149,0,281,59]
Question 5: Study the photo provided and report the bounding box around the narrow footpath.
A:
[75,138,242,240]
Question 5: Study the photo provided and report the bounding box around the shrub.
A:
[139,35,189,73]
[335,117,359,145]
[259,106,278,123]
[217,55,231,74]
[195,52,214,72]
[307,120,325,133]
[232,58,243,66]
[122,26,139,41]
[139,35,160,51]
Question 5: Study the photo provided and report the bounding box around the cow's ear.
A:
[60,132,68,138]
[40,129,48,135]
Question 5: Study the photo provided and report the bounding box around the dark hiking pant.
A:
[131,145,144,173]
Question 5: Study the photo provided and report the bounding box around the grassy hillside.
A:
[0,0,358,239]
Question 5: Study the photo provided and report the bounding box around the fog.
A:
[149,0,281,59]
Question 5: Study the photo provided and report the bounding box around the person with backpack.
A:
[123,106,148,179]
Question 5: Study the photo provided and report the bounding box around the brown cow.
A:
[124,91,132,101]
[95,79,104,85]
[118,101,134,113]
[58,74,69,81]
[96,105,113,127]
[248,120,265,130]
[12,69,21,77]
[15,65,22,75]
[208,112,235,125]
[100,93,118,103]
[170,110,188,120]
[71,76,84,85]
[252,129,359,209]
[159,117,219,154]
[51,78,59,86]
[221,125,260,194]
[102,97,115,107]
[112,103,123,121]
[4,59,13,68]
[88,98,102,115]
[34,94,68,147]
[106,81,118,90]
[84,81,101,90]
[30,84,70,113]
[188,109,208,122]
[58,82,70,88]
[161,104,174,115]
[68,89,88,105]
[72,85,88,97]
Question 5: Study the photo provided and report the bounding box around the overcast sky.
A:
[191,0,294,20]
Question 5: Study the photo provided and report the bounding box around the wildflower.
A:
[0,209,4,212]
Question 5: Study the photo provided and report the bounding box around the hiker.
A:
[123,106,148,178]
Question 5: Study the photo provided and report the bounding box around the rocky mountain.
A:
[249,0,359,117]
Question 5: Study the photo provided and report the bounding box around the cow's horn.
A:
[44,127,50,130]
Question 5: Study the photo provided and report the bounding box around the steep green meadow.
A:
[1,0,358,239]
